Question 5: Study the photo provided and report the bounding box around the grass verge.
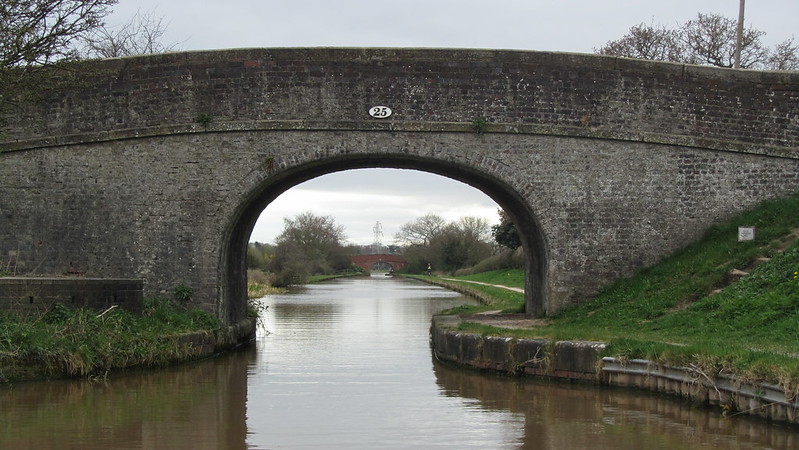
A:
[307,273,363,283]
[442,193,799,387]
[248,282,286,299]
[404,272,524,313]
[0,298,223,381]
[453,269,525,288]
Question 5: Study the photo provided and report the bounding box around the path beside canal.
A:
[440,278,524,293]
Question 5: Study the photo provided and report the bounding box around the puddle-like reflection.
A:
[0,345,252,449]
[2,276,798,449]
[434,357,799,449]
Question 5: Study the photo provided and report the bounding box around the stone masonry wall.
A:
[2,131,797,321]
[0,278,143,315]
[0,49,797,322]
[3,49,798,150]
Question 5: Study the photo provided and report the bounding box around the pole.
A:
[734,0,745,69]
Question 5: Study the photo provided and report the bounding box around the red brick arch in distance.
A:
[351,254,408,272]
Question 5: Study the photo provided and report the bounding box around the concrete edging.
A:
[431,315,799,425]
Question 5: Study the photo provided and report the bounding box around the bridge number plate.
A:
[738,226,755,241]
[369,106,392,118]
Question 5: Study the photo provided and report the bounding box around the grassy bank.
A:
[404,272,524,314]
[442,193,799,387]
[454,269,525,288]
[307,272,364,283]
[0,298,223,382]
[248,282,286,299]
[247,270,365,299]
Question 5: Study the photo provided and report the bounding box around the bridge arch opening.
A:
[222,155,548,324]
[371,261,392,272]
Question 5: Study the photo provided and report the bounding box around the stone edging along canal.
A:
[0,318,256,383]
[430,314,799,426]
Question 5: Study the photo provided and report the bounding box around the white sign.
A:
[368,106,392,118]
[738,227,755,241]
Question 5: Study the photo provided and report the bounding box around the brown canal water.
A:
[1,275,797,449]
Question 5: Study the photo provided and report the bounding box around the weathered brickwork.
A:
[3,49,798,149]
[0,49,797,323]
[0,278,142,315]
[351,254,408,272]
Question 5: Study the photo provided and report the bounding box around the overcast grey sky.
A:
[107,1,798,245]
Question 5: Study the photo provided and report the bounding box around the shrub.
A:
[173,284,192,302]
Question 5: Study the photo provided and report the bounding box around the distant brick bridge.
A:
[1,48,797,324]
[351,254,408,272]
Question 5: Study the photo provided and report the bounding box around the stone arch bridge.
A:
[1,48,797,325]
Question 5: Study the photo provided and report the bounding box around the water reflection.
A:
[433,356,799,449]
[0,345,253,449]
[1,276,798,449]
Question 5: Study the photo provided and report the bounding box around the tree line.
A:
[247,209,522,286]
[595,12,798,70]
[4,4,794,89]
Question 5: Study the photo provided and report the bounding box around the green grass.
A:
[453,269,525,289]
[247,282,286,299]
[0,298,223,381]
[445,193,799,386]
[405,272,525,313]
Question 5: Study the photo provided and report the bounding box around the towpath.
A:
[440,278,524,293]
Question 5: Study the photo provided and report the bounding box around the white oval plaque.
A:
[368,106,392,118]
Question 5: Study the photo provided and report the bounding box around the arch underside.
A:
[370,262,393,271]
[224,152,547,324]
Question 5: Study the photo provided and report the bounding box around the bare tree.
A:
[0,0,116,69]
[1,2,182,132]
[595,22,684,62]
[682,12,767,68]
[394,213,446,247]
[443,218,493,271]
[0,0,116,124]
[767,37,799,71]
[596,12,796,71]
[80,8,180,58]
[395,214,495,274]
[275,212,346,254]
[268,212,350,284]
[456,216,491,243]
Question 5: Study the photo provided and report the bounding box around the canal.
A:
[1,275,797,448]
